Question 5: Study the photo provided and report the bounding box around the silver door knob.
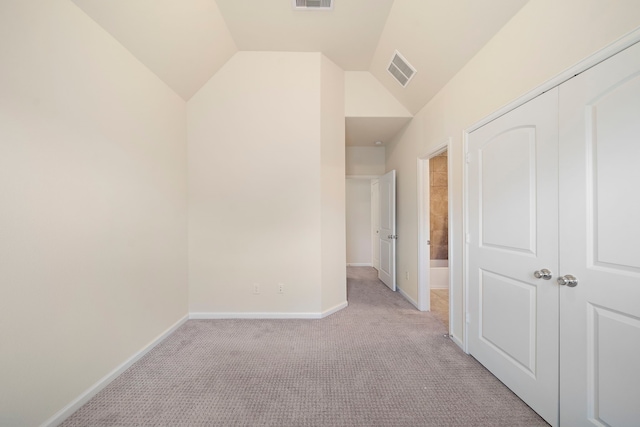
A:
[534,269,552,280]
[557,274,578,287]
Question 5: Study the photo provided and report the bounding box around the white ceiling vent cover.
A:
[293,0,333,10]
[388,51,416,87]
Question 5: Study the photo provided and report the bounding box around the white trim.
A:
[347,262,372,267]
[41,314,189,427]
[417,139,452,313]
[190,312,322,319]
[450,334,464,350]
[321,301,349,318]
[190,303,349,320]
[446,144,454,338]
[345,175,380,180]
[417,157,430,311]
[463,129,470,354]
[371,179,380,271]
[397,286,419,309]
[460,26,640,356]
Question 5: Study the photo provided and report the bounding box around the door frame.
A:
[345,175,380,267]
[370,179,380,271]
[461,27,640,354]
[417,138,452,320]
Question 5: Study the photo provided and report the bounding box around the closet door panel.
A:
[559,40,640,427]
[468,88,559,426]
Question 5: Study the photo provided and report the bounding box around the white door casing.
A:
[417,142,451,313]
[558,41,640,427]
[467,89,560,426]
[378,170,396,290]
[371,179,380,271]
[417,156,432,311]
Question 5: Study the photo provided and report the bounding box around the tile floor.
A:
[430,288,449,329]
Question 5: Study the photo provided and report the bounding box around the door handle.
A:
[534,269,552,280]
[557,274,578,287]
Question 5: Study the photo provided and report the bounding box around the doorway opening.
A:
[428,150,449,328]
[418,139,452,332]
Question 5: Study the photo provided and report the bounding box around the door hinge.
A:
[465,233,470,244]
[466,152,472,163]
[466,312,470,324]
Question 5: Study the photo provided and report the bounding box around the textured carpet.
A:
[61,267,548,426]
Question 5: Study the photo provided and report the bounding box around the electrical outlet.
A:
[278,283,285,294]
[405,271,409,280]
[253,283,260,295]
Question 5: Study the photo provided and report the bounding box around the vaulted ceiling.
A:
[71,0,528,114]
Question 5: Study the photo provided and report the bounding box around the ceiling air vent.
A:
[293,0,333,10]
[388,50,416,87]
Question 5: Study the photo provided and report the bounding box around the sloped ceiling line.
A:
[70,0,529,113]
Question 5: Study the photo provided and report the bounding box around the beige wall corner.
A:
[346,147,386,176]
[70,0,238,100]
[386,0,640,345]
[0,1,188,425]
[187,51,323,315]
[320,55,347,313]
[345,71,412,118]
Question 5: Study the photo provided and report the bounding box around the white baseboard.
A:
[321,301,348,318]
[346,263,372,267]
[451,333,464,351]
[190,301,348,320]
[430,284,449,290]
[191,312,321,320]
[42,314,188,427]
[397,286,419,309]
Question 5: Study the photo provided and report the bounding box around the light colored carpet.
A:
[61,267,547,426]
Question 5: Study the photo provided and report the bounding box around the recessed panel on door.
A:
[480,127,536,254]
[589,73,640,272]
[380,240,391,274]
[587,306,640,426]
[480,270,536,376]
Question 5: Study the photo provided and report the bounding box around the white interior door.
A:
[467,89,560,426]
[558,41,640,427]
[378,170,396,290]
[371,179,380,271]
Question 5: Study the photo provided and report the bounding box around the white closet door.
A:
[559,41,640,427]
[467,88,559,426]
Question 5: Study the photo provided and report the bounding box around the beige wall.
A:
[320,55,347,312]
[386,0,640,344]
[345,71,411,117]
[188,52,346,316]
[0,1,188,425]
[346,179,373,265]
[345,147,385,176]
